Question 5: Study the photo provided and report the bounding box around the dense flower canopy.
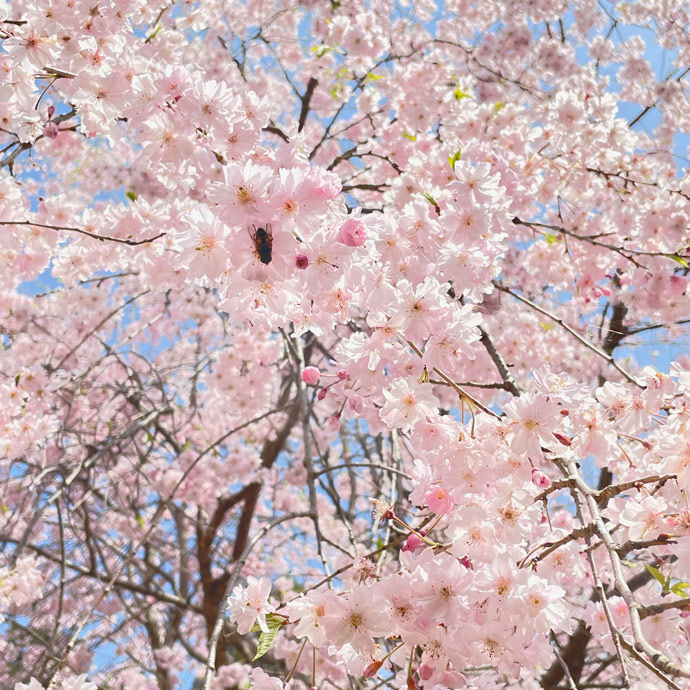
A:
[1,1,690,689]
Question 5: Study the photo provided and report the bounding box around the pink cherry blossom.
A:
[504,393,560,457]
[228,576,275,635]
[426,487,453,514]
[380,378,439,431]
[338,215,367,247]
[0,3,689,689]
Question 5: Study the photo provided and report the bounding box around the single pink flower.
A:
[338,216,367,247]
[426,487,453,514]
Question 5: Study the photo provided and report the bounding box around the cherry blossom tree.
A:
[1,1,690,689]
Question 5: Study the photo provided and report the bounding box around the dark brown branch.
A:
[298,77,318,132]
[478,325,522,396]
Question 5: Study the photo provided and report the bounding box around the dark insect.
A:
[251,223,273,265]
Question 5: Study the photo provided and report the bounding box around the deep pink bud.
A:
[337,369,348,380]
[401,533,424,553]
[295,253,309,269]
[553,432,572,446]
[47,104,55,119]
[460,555,473,569]
[532,469,551,489]
[338,217,367,247]
[301,366,320,385]
[363,660,383,678]
[317,388,327,400]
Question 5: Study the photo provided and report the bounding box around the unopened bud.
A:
[532,469,551,489]
[301,366,320,385]
[553,432,572,446]
[363,660,383,678]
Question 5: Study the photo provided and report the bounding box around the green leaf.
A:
[448,149,462,170]
[453,87,470,100]
[540,322,555,332]
[135,513,145,528]
[125,190,137,202]
[252,614,284,660]
[670,255,689,268]
[402,131,416,141]
[364,72,383,83]
[646,564,667,588]
[250,612,285,633]
[671,581,690,597]
[543,233,559,246]
[494,101,505,113]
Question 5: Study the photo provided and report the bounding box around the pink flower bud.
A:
[531,469,551,489]
[363,660,383,678]
[460,555,472,569]
[295,253,309,269]
[317,388,327,400]
[401,533,424,553]
[553,432,572,446]
[43,122,59,139]
[338,217,367,247]
[47,105,55,119]
[301,366,320,385]
[337,369,348,380]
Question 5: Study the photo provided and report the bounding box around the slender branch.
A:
[0,220,166,247]
[494,283,642,388]
[478,325,522,396]
[311,462,411,480]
